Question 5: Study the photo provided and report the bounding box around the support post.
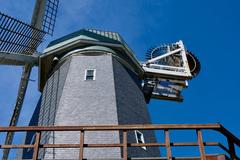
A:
[79,130,84,160]
[227,137,237,160]
[196,129,206,160]
[164,129,172,160]
[32,131,41,160]
[123,130,128,160]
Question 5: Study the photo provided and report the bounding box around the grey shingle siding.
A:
[45,54,121,159]
[113,58,160,157]
[23,53,159,159]
[40,58,71,159]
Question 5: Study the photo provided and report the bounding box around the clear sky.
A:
[0,0,240,158]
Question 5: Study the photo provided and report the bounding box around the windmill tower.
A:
[0,1,201,159]
[23,29,163,159]
[21,29,200,159]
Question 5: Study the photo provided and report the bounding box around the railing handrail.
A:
[1,123,239,147]
[0,123,239,160]
[218,124,240,147]
[0,124,222,131]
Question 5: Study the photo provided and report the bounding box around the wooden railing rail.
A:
[0,124,239,160]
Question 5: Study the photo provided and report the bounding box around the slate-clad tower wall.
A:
[44,53,122,159]
[22,29,160,159]
[113,58,160,157]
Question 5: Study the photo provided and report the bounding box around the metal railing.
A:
[0,124,239,160]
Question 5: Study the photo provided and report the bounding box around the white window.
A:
[135,130,146,150]
[84,69,96,80]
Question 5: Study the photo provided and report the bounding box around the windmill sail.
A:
[41,0,59,35]
[0,12,46,65]
[1,0,59,159]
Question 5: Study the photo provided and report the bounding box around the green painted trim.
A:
[47,29,121,47]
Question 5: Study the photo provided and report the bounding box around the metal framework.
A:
[143,41,192,79]
[142,41,200,102]
[0,12,46,55]
[0,124,239,160]
[42,0,59,35]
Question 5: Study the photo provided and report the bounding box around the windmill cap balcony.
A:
[39,29,144,92]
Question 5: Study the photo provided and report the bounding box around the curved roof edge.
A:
[44,28,144,75]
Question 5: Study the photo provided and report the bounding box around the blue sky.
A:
[0,0,240,157]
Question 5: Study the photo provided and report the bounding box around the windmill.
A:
[0,0,59,159]
[0,1,201,159]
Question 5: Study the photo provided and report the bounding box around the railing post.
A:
[196,129,206,160]
[227,137,237,160]
[32,131,41,160]
[164,129,172,160]
[79,130,84,160]
[123,130,128,160]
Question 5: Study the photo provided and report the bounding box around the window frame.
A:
[84,69,96,81]
[134,130,147,150]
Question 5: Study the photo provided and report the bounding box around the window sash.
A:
[135,130,147,150]
[85,69,96,80]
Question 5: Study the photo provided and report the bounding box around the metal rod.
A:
[5,20,22,52]
[9,22,28,53]
[219,143,240,160]
[219,125,240,147]
[227,137,237,160]
[146,48,183,64]
[1,18,16,51]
